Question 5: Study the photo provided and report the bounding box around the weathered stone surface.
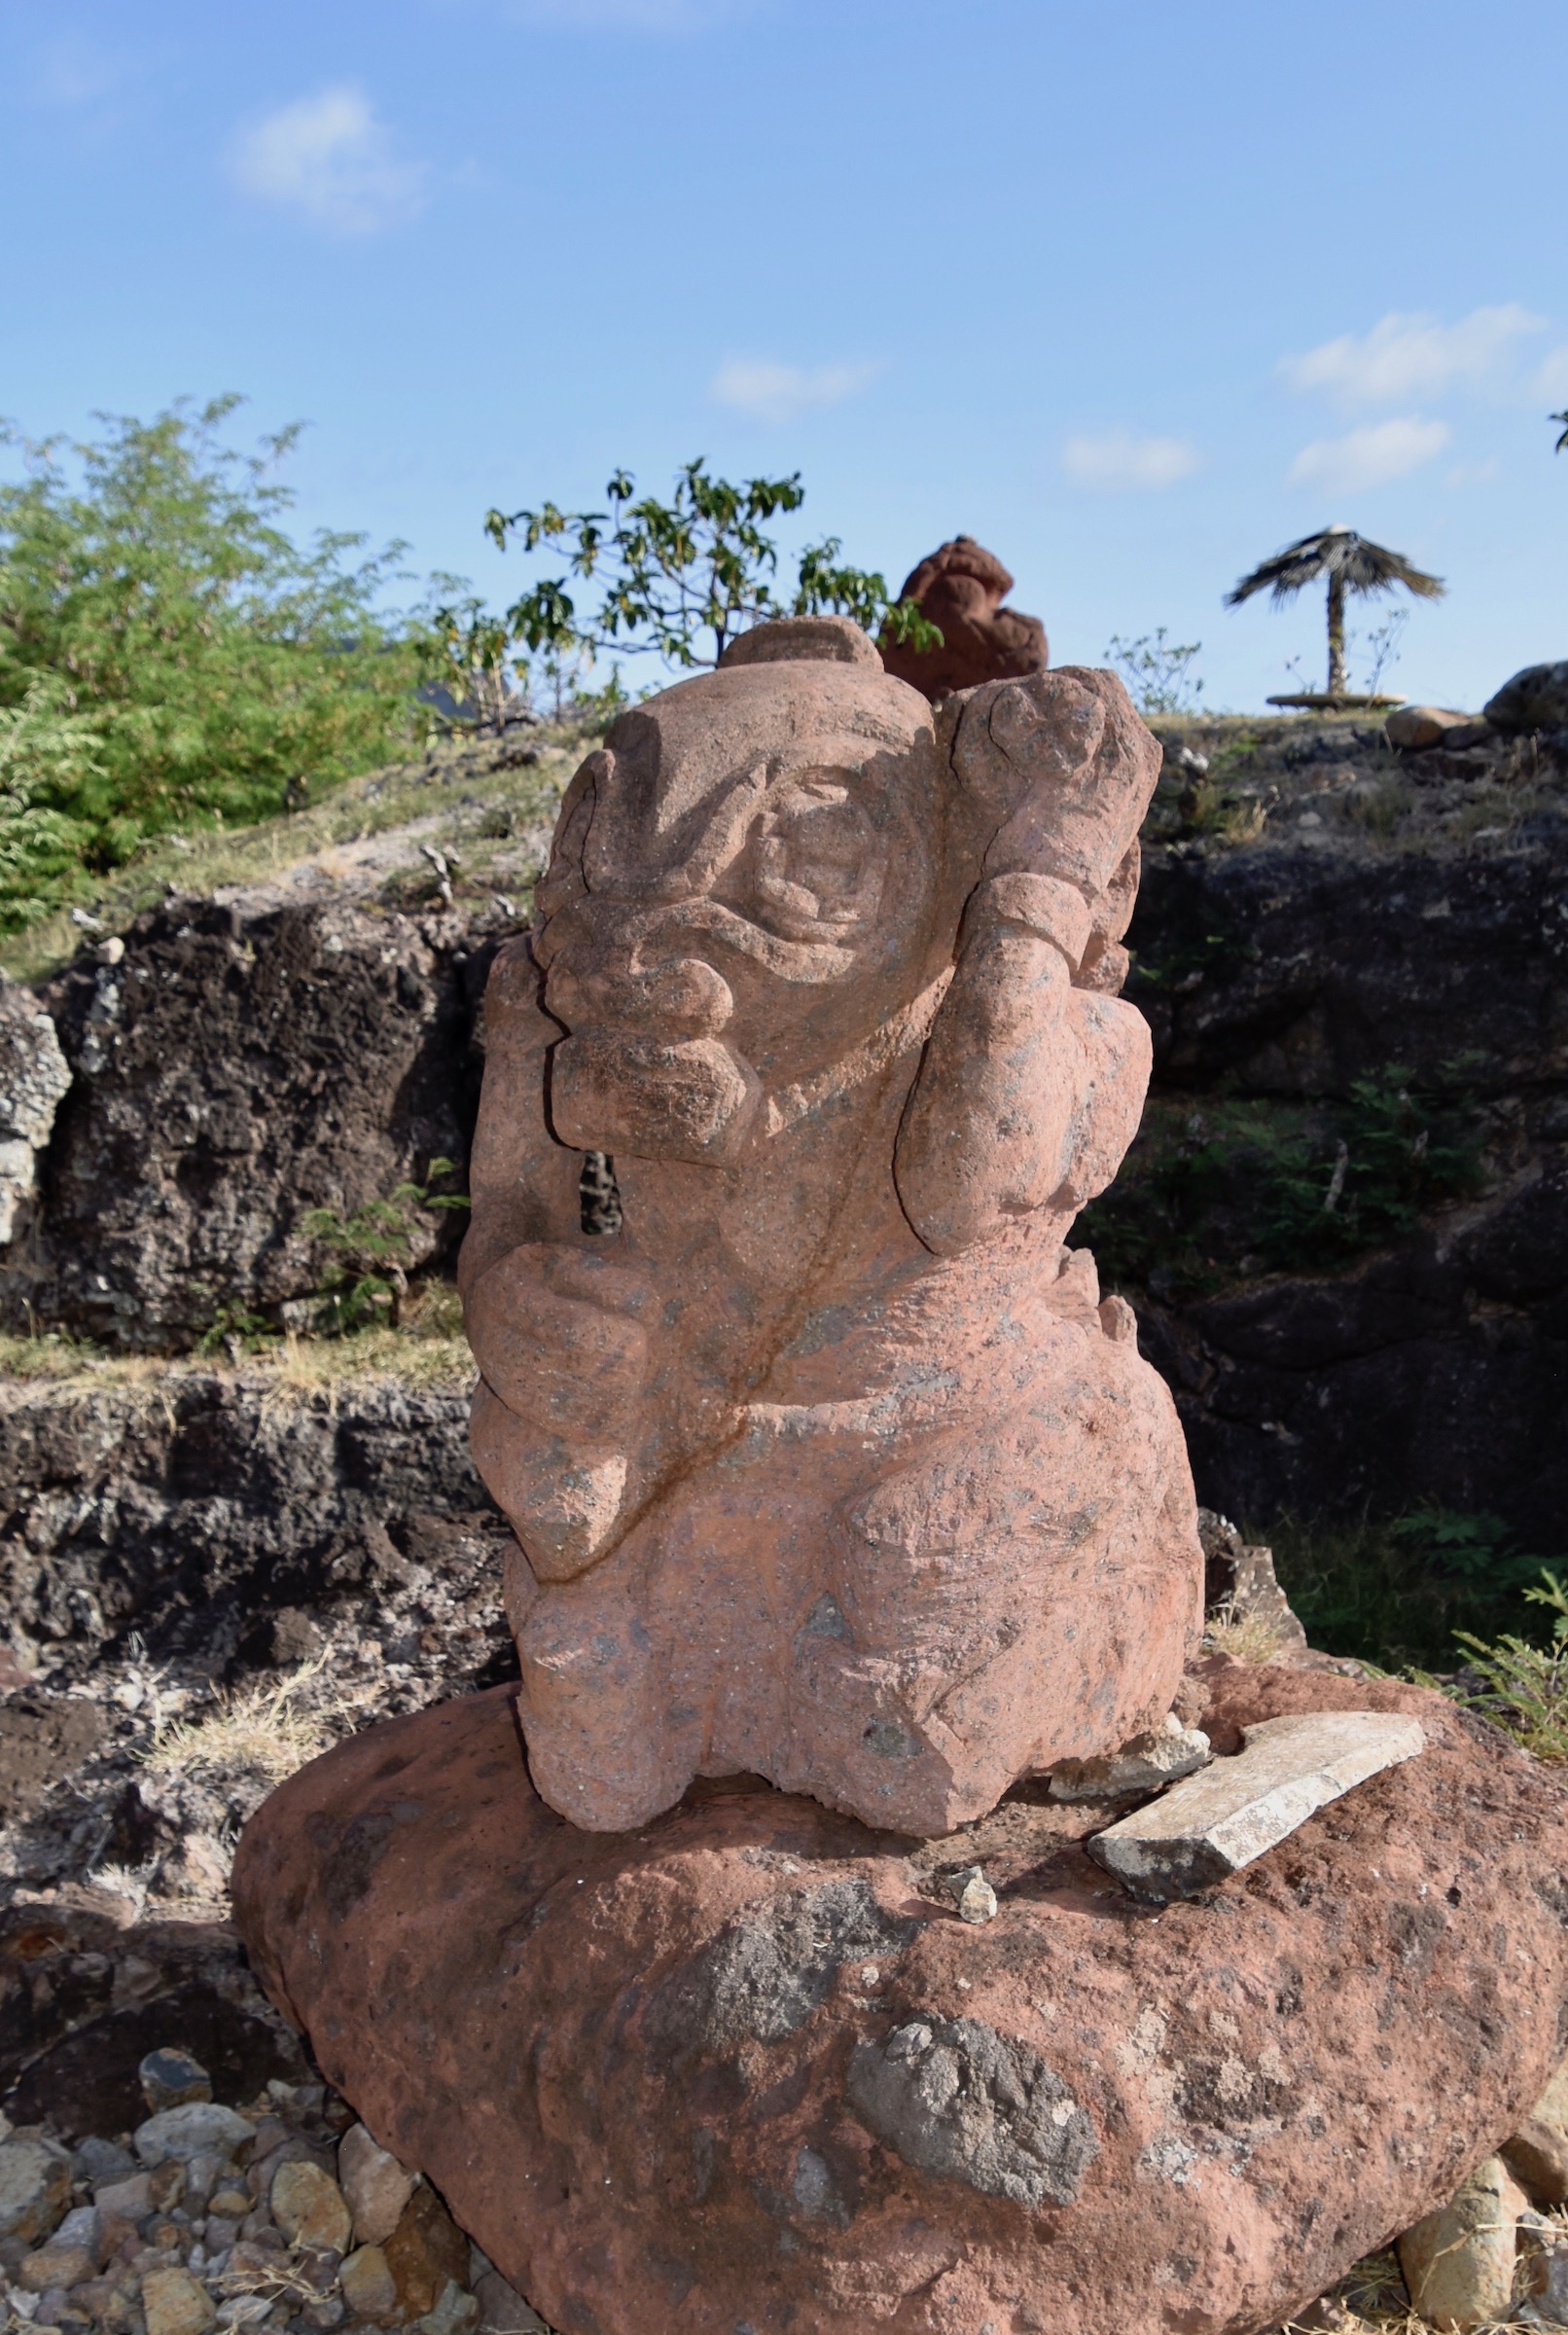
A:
[0,1370,503,1677]
[139,2048,212,2111]
[1521,2237,1568,2326]
[382,2188,469,2321]
[1107,808,1568,1552]
[338,2125,416,2246]
[271,2159,353,2255]
[1484,661,1568,734]
[462,625,1199,1835]
[472,2268,548,2335]
[878,538,1049,700]
[4,896,487,1349]
[1089,1709,1425,1899]
[18,2232,97,2288]
[142,2265,219,2335]
[1385,704,1475,749]
[1504,2117,1568,2205]
[339,2244,398,2320]
[234,1657,1568,2335]
[1536,2057,1568,2135]
[0,2133,72,2242]
[0,978,71,1249]
[1398,2154,1527,2329]
[135,2103,254,2167]
[1048,1713,1211,1802]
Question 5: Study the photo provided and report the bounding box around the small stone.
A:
[139,2054,213,2115]
[141,2268,218,2335]
[74,2146,134,2191]
[472,2270,549,2335]
[336,2131,416,2249]
[1532,2057,1568,2139]
[209,2191,251,2221]
[416,2281,478,2335]
[135,2109,253,2172]
[1089,1710,1425,1901]
[955,1870,998,1924]
[31,2287,83,2329]
[1504,2118,1568,2206]
[1385,704,1475,750]
[94,2179,151,2224]
[19,2245,97,2294]
[1398,2154,1527,2330]
[383,2191,469,2322]
[53,2209,104,2267]
[301,2301,345,2331]
[339,2245,397,2322]
[0,2137,74,2245]
[214,2303,271,2330]
[148,2167,186,2213]
[269,2164,351,2258]
[1520,2240,1568,2327]
[1049,1716,1212,1803]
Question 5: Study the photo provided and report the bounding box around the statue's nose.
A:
[547,948,733,1039]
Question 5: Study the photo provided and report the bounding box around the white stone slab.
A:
[1087,1710,1425,1901]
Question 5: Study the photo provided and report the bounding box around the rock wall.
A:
[0,1367,508,1675]
[2,893,502,1349]
[1088,745,1568,1548]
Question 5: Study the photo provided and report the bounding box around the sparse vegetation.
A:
[1104,629,1205,714]
[300,1157,470,1334]
[485,458,941,672]
[143,1661,336,1784]
[1267,1507,1558,1673]
[0,397,440,934]
[1075,1066,1484,1302]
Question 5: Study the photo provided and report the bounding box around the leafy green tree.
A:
[484,458,940,671]
[0,396,432,932]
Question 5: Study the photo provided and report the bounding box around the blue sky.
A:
[3,0,1564,711]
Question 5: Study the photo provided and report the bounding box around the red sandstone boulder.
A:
[234,1660,1568,2335]
[879,536,1048,700]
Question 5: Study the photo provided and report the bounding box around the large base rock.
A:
[234,1660,1568,2335]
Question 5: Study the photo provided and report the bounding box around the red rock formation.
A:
[879,536,1048,700]
[234,1656,1568,2335]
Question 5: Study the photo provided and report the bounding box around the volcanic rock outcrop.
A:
[878,537,1049,700]
[234,1656,1568,2335]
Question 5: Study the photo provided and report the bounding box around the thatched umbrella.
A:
[1225,524,1444,700]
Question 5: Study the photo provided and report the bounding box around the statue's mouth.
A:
[549,1029,763,1166]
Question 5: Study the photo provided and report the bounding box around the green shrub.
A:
[1268,1507,1555,1671]
[1076,1064,1483,1299]
[0,396,433,932]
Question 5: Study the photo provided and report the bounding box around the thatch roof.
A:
[1226,525,1445,607]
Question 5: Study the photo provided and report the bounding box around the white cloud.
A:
[1530,347,1568,403]
[1288,416,1451,495]
[710,357,876,424]
[228,87,426,235]
[1061,432,1200,491]
[1280,305,1543,407]
[34,35,118,105]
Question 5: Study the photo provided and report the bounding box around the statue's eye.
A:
[749,780,883,937]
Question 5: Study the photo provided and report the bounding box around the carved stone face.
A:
[532,660,949,1165]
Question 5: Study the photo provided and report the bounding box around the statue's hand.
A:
[466,1241,654,1438]
[951,667,1159,919]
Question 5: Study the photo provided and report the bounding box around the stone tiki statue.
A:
[460,617,1201,1836]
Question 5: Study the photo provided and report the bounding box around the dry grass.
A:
[143,1662,338,1784]
[0,1288,476,1400]
[0,728,576,984]
[1202,1596,1290,1665]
